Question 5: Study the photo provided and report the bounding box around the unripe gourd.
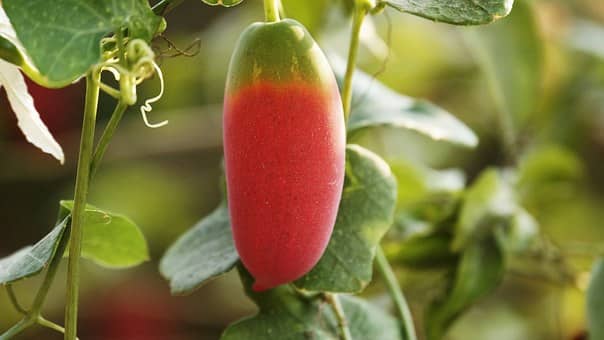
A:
[223,19,346,291]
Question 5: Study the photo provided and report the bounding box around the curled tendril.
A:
[139,61,167,128]
[97,37,167,129]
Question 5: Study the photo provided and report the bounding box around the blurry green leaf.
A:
[0,218,68,285]
[224,266,402,340]
[452,168,516,251]
[426,236,505,340]
[382,0,513,25]
[463,0,541,123]
[517,145,584,204]
[160,204,238,295]
[588,259,604,340]
[4,0,161,86]
[390,159,465,210]
[201,0,244,7]
[329,55,478,148]
[388,232,457,269]
[295,145,397,293]
[61,201,149,268]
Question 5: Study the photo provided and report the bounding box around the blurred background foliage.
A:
[1,0,603,339]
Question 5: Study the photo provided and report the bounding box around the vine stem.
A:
[64,71,101,340]
[324,293,352,340]
[90,101,128,180]
[342,4,367,123]
[263,0,280,22]
[0,318,32,340]
[375,247,417,340]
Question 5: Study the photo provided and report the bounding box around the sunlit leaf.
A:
[61,201,149,268]
[382,0,514,25]
[330,56,478,148]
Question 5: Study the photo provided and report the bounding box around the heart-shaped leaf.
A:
[61,201,149,268]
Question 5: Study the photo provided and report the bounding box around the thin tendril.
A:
[140,62,167,128]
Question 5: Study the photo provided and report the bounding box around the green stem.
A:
[152,0,184,15]
[376,247,417,340]
[263,0,280,22]
[0,318,33,340]
[6,285,27,315]
[89,101,128,179]
[64,71,101,340]
[342,5,367,123]
[324,293,352,340]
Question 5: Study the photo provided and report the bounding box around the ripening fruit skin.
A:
[223,19,345,291]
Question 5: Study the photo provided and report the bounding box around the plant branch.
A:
[152,0,184,15]
[6,285,27,315]
[342,5,367,123]
[90,101,129,179]
[324,293,352,340]
[0,318,33,340]
[376,247,417,340]
[64,71,101,340]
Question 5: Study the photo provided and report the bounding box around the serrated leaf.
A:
[425,236,505,340]
[201,0,244,7]
[159,204,238,295]
[294,145,397,293]
[223,267,402,340]
[60,201,149,268]
[382,0,513,25]
[0,218,68,285]
[330,55,478,148]
[452,168,516,251]
[4,0,161,87]
[463,0,541,123]
[588,259,604,340]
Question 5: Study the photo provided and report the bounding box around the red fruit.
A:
[223,19,345,291]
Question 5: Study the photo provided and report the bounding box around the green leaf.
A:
[452,168,516,251]
[4,0,161,87]
[60,201,149,268]
[223,267,402,340]
[381,0,513,25]
[330,56,478,148]
[425,236,505,340]
[201,0,244,7]
[501,208,538,253]
[294,145,397,293]
[159,204,238,295]
[0,218,68,285]
[463,0,541,123]
[389,232,458,269]
[588,259,604,340]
